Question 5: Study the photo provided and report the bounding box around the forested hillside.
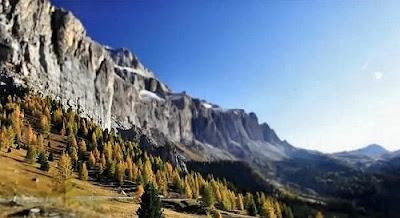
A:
[0,77,310,218]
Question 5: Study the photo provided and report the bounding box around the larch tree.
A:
[40,114,50,135]
[260,198,277,218]
[155,170,168,196]
[56,153,73,182]
[201,183,215,208]
[237,194,245,211]
[142,157,154,184]
[131,162,139,182]
[135,184,145,200]
[79,162,89,181]
[25,144,37,164]
[115,161,126,186]
[315,211,324,218]
[10,105,22,141]
[184,178,193,199]
[78,139,87,159]
[55,153,74,205]
[25,125,35,145]
[275,201,282,218]
[88,151,96,169]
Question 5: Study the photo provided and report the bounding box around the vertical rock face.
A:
[0,0,292,163]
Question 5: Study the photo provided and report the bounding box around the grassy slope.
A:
[0,144,204,218]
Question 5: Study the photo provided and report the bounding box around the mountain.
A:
[332,144,389,169]
[0,0,290,162]
[339,144,389,158]
[0,0,381,207]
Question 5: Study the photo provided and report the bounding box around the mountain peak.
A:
[348,144,388,158]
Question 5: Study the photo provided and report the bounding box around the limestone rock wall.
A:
[0,0,292,162]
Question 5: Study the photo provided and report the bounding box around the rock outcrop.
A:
[0,0,293,164]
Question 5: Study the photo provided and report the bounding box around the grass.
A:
[0,149,204,217]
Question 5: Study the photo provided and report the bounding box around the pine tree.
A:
[69,145,78,169]
[131,162,139,182]
[172,171,183,192]
[260,198,277,218]
[155,170,168,196]
[282,205,294,218]
[245,193,258,216]
[275,201,282,218]
[201,183,215,208]
[10,105,22,141]
[68,134,78,149]
[79,162,89,181]
[37,151,49,171]
[40,114,50,135]
[55,153,74,205]
[210,181,222,204]
[135,184,145,200]
[0,126,15,150]
[136,183,163,218]
[126,156,133,181]
[79,118,88,137]
[255,192,266,213]
[143,155,154,184]
[88,151,96,169]
[53,107,63,130]
[115,161,126,186]
[78,139,87,159]
[107,160,116,178]
[25,145,37,164]
[0,127,7,150]
[48,151,54,161]
[56,153,73,182]
[91,131,97,148]
[184,178,193,199]
[36,134,45,152]
[236,194,244,211]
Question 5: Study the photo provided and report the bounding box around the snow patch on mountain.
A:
[139,90,165,102]
[202,102,213,109]
[114,65,154,78]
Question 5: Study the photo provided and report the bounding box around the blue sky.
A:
[52,0,400,152]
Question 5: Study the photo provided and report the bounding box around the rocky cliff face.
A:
[0,0,379,199]
[0,0,293,163]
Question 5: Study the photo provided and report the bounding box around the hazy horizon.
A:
[52,0,400,153]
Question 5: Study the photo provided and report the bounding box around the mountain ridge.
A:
[335,144,389,158]
[0,0,294,163]
[0,0,379,202]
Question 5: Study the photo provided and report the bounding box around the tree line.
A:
[0,91,326,218]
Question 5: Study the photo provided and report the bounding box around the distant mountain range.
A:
[333,144,399,167]
[332,144,400,172]
[343,144,389,157]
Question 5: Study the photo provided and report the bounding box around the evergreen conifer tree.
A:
[25,145,37,164]
[48,151,54,161]
[38,151,49,171]
[136,183,163,218]
[201,183,215,208]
